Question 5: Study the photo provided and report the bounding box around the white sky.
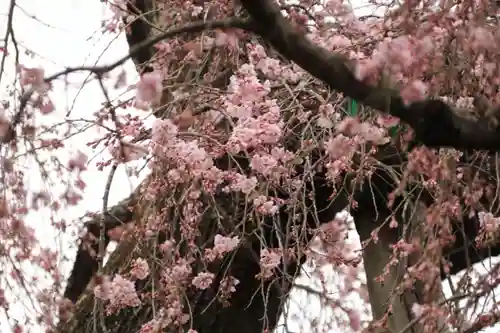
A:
[0,0,499,333]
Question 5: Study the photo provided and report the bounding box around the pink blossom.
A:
[68,151,88,171]
[418,36,434,55]
[215,31,238,48]
[151,118,178,144]
[19,66,49,93]
[335,117,360,135]
[271,147,294,164]
[230,174,257,194]
[192,272,214,289]
[139,318,164,333]
[106,223,133,241]
[256,57,282,78]
[159,239,175,253]
[325,134,356,160]
[253,195,279,215]
[219,276,239,294]
[130,258,150,280]
[0,108,11,142]
[225,64,272,118]
[259,249,281,279]
[327,35,352,49]
[169,261,192,281]
[385,36,414,68]
[354,58,380,82]
[376,114,400,128]
[478,211,500,233]
[227,108,283,153]
[248,44,267,61]
[335,117,388,144]
[94,275,141,311]
[213,234,240,254]
[347,310,361,331]
[134,71,163,110]
[411,303,424,317]
[174,140,213,172]
[470,27,495,50]
[205,234,240,261]
[401,80,427,104]
[39,99,55,115]
[316,114,333,128]
[191,6,203,17]
[250,153,278,177]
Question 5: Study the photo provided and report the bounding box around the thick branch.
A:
[239,0,500,151]
[124,0,155,72]
[355,202,450,333]
[62,186,140,303]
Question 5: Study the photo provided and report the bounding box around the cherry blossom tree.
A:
[3,0,500,333]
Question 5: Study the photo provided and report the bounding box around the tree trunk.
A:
[355,201,451,333]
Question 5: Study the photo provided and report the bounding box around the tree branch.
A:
[44,17,256,83]
[239,0,500,151]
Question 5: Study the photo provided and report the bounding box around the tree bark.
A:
[354,202,451,333]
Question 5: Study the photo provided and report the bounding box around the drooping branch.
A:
[239,0,500,151]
